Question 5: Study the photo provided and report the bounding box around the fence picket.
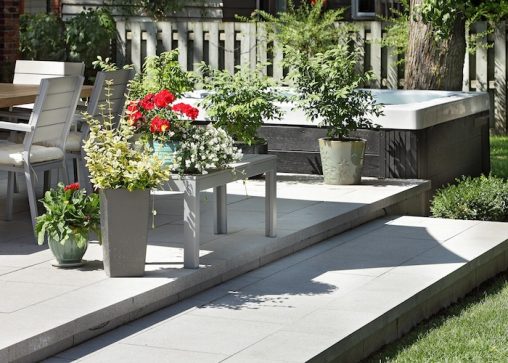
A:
[224,23,235,73]
[207,22,220,69]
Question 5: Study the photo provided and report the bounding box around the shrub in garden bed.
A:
[430,175,508,221]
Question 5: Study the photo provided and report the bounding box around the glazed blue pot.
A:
[152,140,180,166]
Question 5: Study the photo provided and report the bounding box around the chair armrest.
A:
[0,121,33,132]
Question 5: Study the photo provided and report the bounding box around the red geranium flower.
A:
[139,93,155,111]
[172,103,199,120]
[153,89,176,108]
[128,111,144,127]
[150,116,171,133]
[126,100,139,113]
[64,182,80,192]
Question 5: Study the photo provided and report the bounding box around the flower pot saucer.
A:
[51,259,86,268]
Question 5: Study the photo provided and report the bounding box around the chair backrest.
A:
[87,69,136,125]
[13,60,85,85]
[25,76,84,150]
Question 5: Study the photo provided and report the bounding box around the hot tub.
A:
[184,89,491,190]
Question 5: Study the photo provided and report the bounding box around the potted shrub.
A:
[198,63,286,154]
[82,106,170,277]
[126,89,199,166]
[35,182,100,267]
[289,45,383,184]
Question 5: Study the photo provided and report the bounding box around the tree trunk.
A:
[404,0,466,90]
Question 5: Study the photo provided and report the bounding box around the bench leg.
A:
[214,185,227,234]
[183,188,200,269]
[265,169,277,237]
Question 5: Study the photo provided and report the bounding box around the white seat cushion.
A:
[65,131,82,152]
[0,143,64,166]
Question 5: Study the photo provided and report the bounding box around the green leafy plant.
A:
[252,0,351,64]
[431,175,508,221]
[82,84,170,190]
[19,13,66,61]
[289,45,382,140]
[198,63,286,145]
[35,183,101,248]
[128,50,194,100]
[65,8,116,67]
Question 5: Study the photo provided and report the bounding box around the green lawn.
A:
[490,135,508,178]
[364,136,508,362]
[365,271,508,362]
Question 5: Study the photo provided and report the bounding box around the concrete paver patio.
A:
[0,172,430,362]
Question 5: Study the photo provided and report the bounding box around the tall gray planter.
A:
[100,189,150,277]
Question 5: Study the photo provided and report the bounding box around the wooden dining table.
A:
[0,83,93,109]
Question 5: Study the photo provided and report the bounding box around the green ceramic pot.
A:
[48,236,88,267]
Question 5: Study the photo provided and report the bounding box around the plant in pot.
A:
[35,182,100,267]
[82,105,170,277]
[126,89,200,166]
[172,123,243,175]
[197,63,286,154]
[288,44,383,185]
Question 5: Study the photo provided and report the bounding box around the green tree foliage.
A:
[19,13,66,61]
[252,0,351,64]
[65,8,116,67]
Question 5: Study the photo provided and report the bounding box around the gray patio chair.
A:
[0,76,84,230]
[65,69,135,193]
[0,60,85,121]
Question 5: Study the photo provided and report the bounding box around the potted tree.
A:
[198,63,286,154]
[289,45,383,185]
[35,182,100,267]
[82,103,170,277]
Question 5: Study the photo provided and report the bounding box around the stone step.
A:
[48,216,508,363]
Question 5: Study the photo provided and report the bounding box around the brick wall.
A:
[0,0,21,82]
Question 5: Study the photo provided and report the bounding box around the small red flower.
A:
[126,100,139,113]
[64,182,80,192]
[128,111,144,128]
[153,89,176,108]
[150,116,171,133]
[139,93,155,111]
[172,103,199,120]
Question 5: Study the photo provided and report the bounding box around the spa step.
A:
[48,216,508,362]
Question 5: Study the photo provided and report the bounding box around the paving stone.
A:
[123,314,283,355]
[61,343,228,363]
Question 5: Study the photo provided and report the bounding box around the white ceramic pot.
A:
[319,138,366,185]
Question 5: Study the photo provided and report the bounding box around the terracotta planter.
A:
[100,189,150,277]
[319,137,366,185]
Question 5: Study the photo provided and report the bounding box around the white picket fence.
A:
[115,19,507,133]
